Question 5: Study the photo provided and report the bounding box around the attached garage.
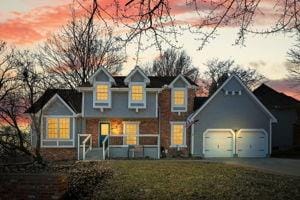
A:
[190,75,277,158]
[237,129,267,157]
[203,129,234,157]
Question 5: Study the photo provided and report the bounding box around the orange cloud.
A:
[0,3,73,44]
[0,0,282,45]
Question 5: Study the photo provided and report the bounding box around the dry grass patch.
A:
[94,160,300,200]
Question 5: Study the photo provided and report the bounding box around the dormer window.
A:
[93,82,111,110]
[174,90,185,106]
[96,84,109,101]
[171,88,187,112]
[168,75,191,114]
[129,83,146,110]
[131,85,144,101]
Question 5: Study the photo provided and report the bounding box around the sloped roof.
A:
[79,76,197,88]
[190,75,277,122]
[193,97,209,111]
[26,89,82,114]
[253,84,300,109]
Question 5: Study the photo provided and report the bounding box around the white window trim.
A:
[93,81,112,109]
[41,116,75,148]
[171,88,188,113]
[128,82,146,109]
[170,121,187,147]
[122,121,140,145]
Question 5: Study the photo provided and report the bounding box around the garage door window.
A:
[170,122,186,147]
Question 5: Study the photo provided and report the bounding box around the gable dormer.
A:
[125,66,150,110]
[88,67,115,110]
[169,74,191,113]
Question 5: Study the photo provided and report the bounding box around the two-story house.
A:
[27,66,277,160]
[27,66,197,160]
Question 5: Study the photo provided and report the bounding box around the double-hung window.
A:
[47,118,70,139]
[123,122,139,145]
[94,82,111,109]
[170,122,186,147]
[129,83,146,109]
[171,88,187,112]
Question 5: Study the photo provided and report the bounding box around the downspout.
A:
[158,91,161,159]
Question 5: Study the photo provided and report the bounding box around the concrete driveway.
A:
[206,158,300,177]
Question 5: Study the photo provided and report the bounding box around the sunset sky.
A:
[0,0,299,99]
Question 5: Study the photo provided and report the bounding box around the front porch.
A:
[77,118,160,160]
[78,134,160,160]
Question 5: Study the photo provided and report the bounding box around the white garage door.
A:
[204,130,234,157]
[237,130,267,157]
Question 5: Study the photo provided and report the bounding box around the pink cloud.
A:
[267,79,300,100]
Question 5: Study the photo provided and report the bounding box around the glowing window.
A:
[131,85,143,101]
[100,123,110,136]
[125,123,138,145]
[174,90,185,105]
[47,118,70,139]
[96,84,109,101]
[172,124,184,145]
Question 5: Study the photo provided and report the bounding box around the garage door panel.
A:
[237,130,267,157]
[204,130,234,157]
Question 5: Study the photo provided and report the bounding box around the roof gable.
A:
[168,74,191,88]
[43,94,76,115]
[124,66,150,85]
[254,84,300,109]
[26,89,82,114]
[88,67,116,84]
[190,75,277,122]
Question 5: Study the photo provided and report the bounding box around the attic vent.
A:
[225,90,242,95]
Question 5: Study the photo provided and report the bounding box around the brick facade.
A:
[0,173,68,200]
[40,148,76,161]
[159,88,195,157]
[86,118,159,147]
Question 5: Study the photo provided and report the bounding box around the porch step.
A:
[79,148,104,160]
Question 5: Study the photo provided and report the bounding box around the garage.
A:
[203,129,234,157]
[237,129,267,157]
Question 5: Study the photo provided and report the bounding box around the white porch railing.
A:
[78,134,92,160]
[102,135,109,160]
[109,134,160,159]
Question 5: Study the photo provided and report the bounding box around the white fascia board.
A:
[124,66,150,85]
[168,74,191,88]
[88,67,116,84]
[190,75,277,122]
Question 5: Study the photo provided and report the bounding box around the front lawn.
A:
[94,160,300,200]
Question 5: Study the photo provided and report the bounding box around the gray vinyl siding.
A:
[173,78,187,87]
[84,91,157,118]
[94,71,109,82]
[271,109,298,149]
[193,78,271,156]
[130,72,145,82]
[43,98,73,116]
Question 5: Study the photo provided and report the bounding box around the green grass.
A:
[94,160,300,200]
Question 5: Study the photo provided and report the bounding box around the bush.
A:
[60,161,113,200]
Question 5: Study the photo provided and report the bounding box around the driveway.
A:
[206,158,300,177]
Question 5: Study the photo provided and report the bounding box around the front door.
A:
[99,123,110,147]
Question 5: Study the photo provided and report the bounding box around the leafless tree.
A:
[0,41,16,103]
[79,0,300,51]
[3,50,54,164]
[143,48,199,81]
[204,58,265,95]
[39,8,126,89]
[287,38,300,84]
